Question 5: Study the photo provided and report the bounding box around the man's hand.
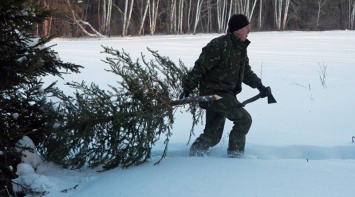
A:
[179,90,190,99]
[257,84,271,98]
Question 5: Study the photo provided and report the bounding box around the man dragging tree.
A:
[179,14,272,157]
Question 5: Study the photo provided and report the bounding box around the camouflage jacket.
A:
[183,32,262,97]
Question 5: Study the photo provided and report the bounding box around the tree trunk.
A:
[282,0,290,30]
[207,0,212,33]
[227,0,233,31]
[249,0,258,21]
[101,0,106,33]
[217,0,222,32]
[122,0,128,37]
[127,0,134,34]
[351,0,355,29]
[122,0,134,37]
[103,0,112,36]
[187,0,192,33]
[193,0,204,34]
[169,0,177,34]
[274,0,283,30]
[178,0,184,34]
[235,0,258,20]
[149,0,160,35]
[43,0,50,36]
[258,0,263,29]
[316,0,328,30]
[138,0,150,35]
[65,0,105,37]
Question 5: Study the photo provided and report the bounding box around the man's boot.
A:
[227,149,244,158]
[227,142,244,158]
[189,138,210,157]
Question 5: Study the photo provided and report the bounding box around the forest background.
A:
[38,0,355,38]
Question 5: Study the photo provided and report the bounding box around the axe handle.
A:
[241,87,277,107]
[241,94,261,107]
[170,94,222,106]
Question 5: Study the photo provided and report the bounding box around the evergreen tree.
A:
[1,0,203,195]
[42,47,204,170]
[0,0,82,196]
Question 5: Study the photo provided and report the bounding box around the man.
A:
[179,14,271,157]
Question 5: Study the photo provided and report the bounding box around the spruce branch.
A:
[43,47,204,170]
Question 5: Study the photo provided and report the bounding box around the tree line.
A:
[37,0,355,38]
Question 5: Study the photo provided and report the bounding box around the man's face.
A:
[234,24,251,41]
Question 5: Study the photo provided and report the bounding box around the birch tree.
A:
[235,0,247,15]
[235,0,258,20]
[249,0,258,21]
[65,0,105,37]
[169,0,177,34]
[227,0,233,26]
[350,0,355,29]
[282,0,290,30]
[217,0,227,33]
[138,0,150,35]
[177,0,184,34]
[258,0,263,28]
[206,0,212,33]
[274,0,283,30]
[187,0,192,32]
[149,0,160,35]
[316,0,328,30]
[101,0,113,35]
[122,0,134,37]
[193,0,204,34]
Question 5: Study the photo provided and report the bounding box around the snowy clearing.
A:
[24,31,355,197]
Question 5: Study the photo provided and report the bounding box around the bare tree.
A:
[235,0,246,14]
[101,0,113,36]
[149,0,160,35]
[217,0,227,33]
[249,0,258,20]
[138,0,150,35]
[206,0,213,33]
[234,0,258,20]
[217,0,258,33]
[122,0,135,37]
[187,0,192,32]
[177,0,184,34]
[277,0,283,30]
[351,0,355,29]
[316,0,328,30]
[227,0,233,26]
[65,0,105,37]
[274,0,283,30]
[169,0,177,34]
[36,0,50,37]
[258,0,263,29]
[193,0,204,34]
[282,0,290,30]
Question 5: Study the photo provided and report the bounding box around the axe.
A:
[241,87,277,107]
[170,87,276,107]
[170,94,222,106]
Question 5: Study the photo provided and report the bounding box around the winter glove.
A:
[257,84,270,98]
[179,90,190,100]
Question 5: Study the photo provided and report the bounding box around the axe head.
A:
[266,87,277,104]
[267,94,277,104]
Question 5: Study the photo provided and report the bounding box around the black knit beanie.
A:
[228,14,249,32]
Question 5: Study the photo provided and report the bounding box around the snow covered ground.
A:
[24,31,355,196]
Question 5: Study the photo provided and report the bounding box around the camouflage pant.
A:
[191,94,252,154]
